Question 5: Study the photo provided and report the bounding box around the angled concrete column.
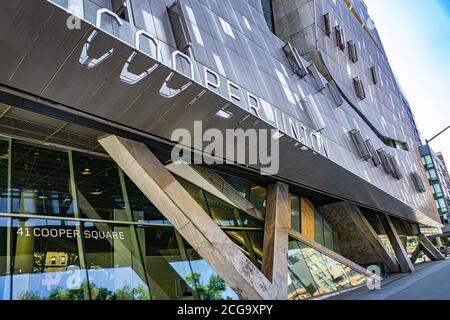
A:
[380,214,415,273]
[99,135,283,300]
[318,202,400,274]
[418,234,445,261]
[261,182,289,296]
[167,163,264,221]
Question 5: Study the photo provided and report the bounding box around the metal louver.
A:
[349,129,371,160]
[324,13,332,37]
[370,66,379,84]
[377,149,393,175]
[348,40,358,63]
[335,26,346,50]
[410,172,426,193]
[327,80,343,107]
[353,77,366,100]
[283,42,308,78]
[387,154,403,180]
[308,64,326,91]
[365,139,381,166]
[302,95,326,132]
[168,1,192,52]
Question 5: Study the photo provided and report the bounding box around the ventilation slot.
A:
[410,172,426,193]
[365,139,381,166]
[324,13,332,37]
[302,95,326,132]
[168,0,191,52]
[327,80,343,107]
[387,154,403,180]
[308,64,326,91]
[348,40,358,63]
[349,129,371,160]
[370,66,379,84]
[353,77,366,100]
[283,42,308,78]
[335,26,346,50]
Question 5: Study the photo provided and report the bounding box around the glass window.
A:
[183,240,238,300]
[249,184,267,214]
[12,142,74,218]
[73,153,127,221]
[298,242,338,295]
[224,230,264,269]
[290,194,301,233]
[82,221,150,300]
[225,176,250,200]
[124,175,169,225]
[321,256,352,290]
[0,140,9,213]
[428,169,437,180]
[0,218,9,300]
[11,218,89,300]
[314,209,325,246]
[287,239,318,300]
[323,221,334,251]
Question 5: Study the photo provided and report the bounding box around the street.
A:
[328,259,450,300]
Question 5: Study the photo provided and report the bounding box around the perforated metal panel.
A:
[353,77,366,100]
[349,129,371,160]
[348,40,358,63]
[302,95,326,132]
[335,26,346,50]
[410,172,426,193]
[365,139,381,167]
[327,80,343,107]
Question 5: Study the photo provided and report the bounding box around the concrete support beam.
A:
[318,202,400,274]
[167,163,264,221]
[380,214,415,273]
[261,182,289,295]
[99,135,283,300]
[418,234,446,261]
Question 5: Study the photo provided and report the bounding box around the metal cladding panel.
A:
[0,0,441,227]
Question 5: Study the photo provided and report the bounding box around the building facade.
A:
[419,146,450,235]
[0,0,444,300]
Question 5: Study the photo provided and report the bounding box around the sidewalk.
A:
[328,259,450,300]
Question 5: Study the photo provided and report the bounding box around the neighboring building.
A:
[419,146,450,234]
[0,0,443,300]
[437,152,450,181]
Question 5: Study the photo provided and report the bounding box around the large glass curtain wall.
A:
[0,138,240,300]
[288,238,367,300]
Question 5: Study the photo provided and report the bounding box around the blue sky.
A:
[364,0,450,164]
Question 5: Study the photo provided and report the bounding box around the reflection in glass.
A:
[288,237,367,299]
[290,194,301,233]
[124,175,169,225]
[136,226,194,300]
[287,239,318,300]
[10,218,88,300]
[73,153,127,221]
[177,177,264,229]
[184,241,238,300]
[12,143,73,217]
[83,221,150,300]
[225,230,264,269]
[0,218,8,300]
[0,139,8,213]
